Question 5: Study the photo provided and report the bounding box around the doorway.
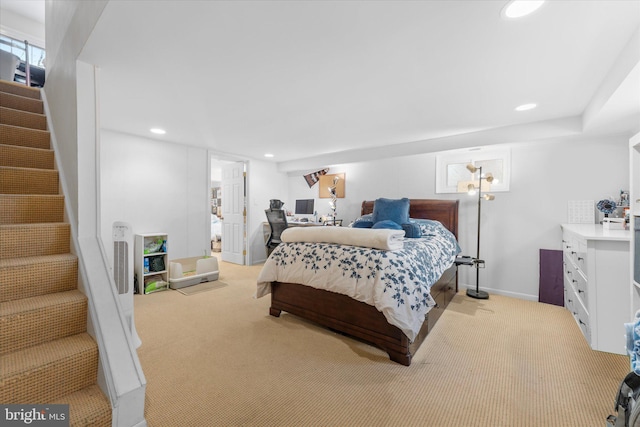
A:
[210,154,247,265]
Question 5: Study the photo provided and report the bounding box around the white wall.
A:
[101,130,287,266]
[100,130,209,264]
[287,136,629,300]
[0,7,45,48]
[248,160,289,264]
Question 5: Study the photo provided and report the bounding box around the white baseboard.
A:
[460,283,538,302]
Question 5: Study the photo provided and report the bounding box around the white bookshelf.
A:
[134,233,169,295]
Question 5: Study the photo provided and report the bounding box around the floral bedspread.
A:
[256,221,460,341]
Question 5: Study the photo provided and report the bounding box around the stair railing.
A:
[0,35,36,86]
[24,39,31,87]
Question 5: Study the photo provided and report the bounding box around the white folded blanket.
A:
[281,226,405,251]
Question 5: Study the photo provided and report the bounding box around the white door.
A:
[221,162,246,264]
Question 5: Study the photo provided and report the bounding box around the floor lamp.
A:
[464,164,495,300]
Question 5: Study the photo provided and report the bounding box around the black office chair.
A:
[265,209,288,255]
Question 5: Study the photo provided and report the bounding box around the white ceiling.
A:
[0,0,44,24]
[8,1,640,171]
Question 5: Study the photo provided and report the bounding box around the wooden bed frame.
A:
[268,199,459,366]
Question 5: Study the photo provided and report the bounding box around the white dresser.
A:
[561,224,630,355]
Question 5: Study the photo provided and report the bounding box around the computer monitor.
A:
[295,199,315,215]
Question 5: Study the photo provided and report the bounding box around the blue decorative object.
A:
[625,310,640,375]
[597,199,616,216]
[372,198,410,225]
[352,219,374,228]
[372,219,403,230]
[402,222,422,238]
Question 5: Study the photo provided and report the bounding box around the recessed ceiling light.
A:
[515,103,537,111]
[264,153,274,158]
[150,128,166,135]
[501,0,545,19]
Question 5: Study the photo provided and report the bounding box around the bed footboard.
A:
[269,264,457,366]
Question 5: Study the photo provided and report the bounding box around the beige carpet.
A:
[175,281,228,296]
[134,259,629,426]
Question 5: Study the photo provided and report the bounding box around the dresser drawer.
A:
[564,285,576,314]
[574,298,591,345]
[565,284,591,344]
[564,237,587,276]
[572,239,588,277]
[565,266,588,311]
[563,255,589,308]
[563,252,576,276]
[573,270,588,310]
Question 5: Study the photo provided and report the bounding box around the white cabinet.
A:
[561,224,630,355]
[134,233,169,295]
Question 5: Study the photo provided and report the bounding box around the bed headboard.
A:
[361,199,459,238]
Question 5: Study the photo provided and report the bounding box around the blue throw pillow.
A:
[372,219,403,230]
[352,219,374,228]
[372,198,410,225]
[402,222,422,238]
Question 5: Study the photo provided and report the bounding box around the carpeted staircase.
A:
[0,80,111,426]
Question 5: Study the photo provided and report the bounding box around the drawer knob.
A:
[577,257,584,261]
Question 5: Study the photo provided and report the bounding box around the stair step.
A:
[0,166,59,194]
[0,194,64,224]
[0,254,78,302]
[0,143,53,169]
[0,106,47,130]
[0,124,50,149]
[0,333,98,404]
[0,223,70,259]
[0,290,87,355]
[52,384,111,427]
[0,80,41,100]
[0,91,44,114]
